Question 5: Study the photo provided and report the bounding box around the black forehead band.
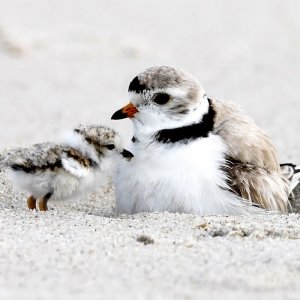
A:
[128,76,150,93]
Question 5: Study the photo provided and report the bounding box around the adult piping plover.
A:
[111,66,299,215]
[1,125,133,211]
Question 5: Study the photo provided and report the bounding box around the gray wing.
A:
[211,99,289,212]
[211,99,280,171]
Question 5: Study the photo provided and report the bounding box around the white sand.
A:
[0,1,300,299]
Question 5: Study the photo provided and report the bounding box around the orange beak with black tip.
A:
[111,103,138,120]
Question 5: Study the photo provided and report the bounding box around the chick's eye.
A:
[152,93,171,105]
[106,144,115,150]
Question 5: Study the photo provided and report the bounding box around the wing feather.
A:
[211,99,289,212]
[61,156,89,178]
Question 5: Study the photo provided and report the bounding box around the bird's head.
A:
[111,66,208,135]
[69,125,134,162]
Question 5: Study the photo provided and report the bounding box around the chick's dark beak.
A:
[111,103,138,120]
[121,149,134,161]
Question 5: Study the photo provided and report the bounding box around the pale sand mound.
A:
[1,170,300,300]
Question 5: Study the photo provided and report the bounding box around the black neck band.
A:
[153,99,215,144]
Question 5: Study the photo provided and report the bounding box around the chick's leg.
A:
[38,198,48,211]
[27,195,37,210]
[38,191,53,211]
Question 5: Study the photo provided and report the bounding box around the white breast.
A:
[115,134,256,215]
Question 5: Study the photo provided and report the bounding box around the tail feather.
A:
[280,163,300,213]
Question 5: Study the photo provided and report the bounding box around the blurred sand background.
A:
[0,0,299,299]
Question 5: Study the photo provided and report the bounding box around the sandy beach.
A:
[0,1,300,299]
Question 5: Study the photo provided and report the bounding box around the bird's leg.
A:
[38,198,48,211]
[38,191,53,211]
[27,195,37,210]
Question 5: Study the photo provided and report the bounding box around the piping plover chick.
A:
[2,125,133,211]
[111,66,299,215]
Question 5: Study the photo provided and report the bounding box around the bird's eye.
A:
[106,144,115,150]
[152,93,171,105]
